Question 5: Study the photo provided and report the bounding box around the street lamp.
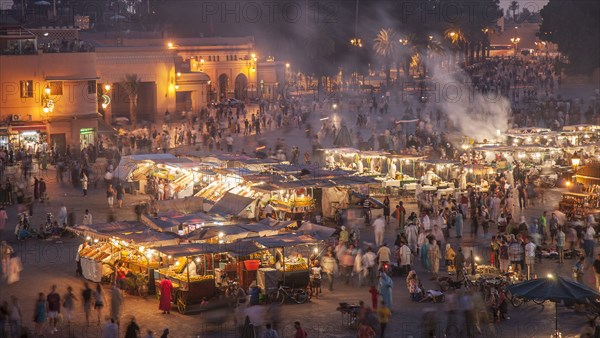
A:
[104,84,111,91]
[510,37,520,57]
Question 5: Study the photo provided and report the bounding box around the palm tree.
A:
[303,23,335,99]
[121,73,141,130]
[373,28,396,87]
[509,1,520,21]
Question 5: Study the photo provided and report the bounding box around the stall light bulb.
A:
[86,236,91,241]
[139,246,145,252]
[218,232,224,238]
[175,261,180,266]
[219,240,224,244]
[167,255,172,259]
[93,239,99,243]
[195,258,201,263]
[313,248,318,253]
[146,253,152,258]
[475,256,480,262]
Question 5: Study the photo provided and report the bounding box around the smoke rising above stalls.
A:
[430,64,511,142]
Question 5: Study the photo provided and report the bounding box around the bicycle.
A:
[270,285,308,305]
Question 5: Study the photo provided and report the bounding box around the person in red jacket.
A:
[294,321,307,338]
[368,286,379,310]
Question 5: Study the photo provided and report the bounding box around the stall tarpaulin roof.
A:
[252,234,319,249]
[209,192,256,217]
[297,222,336,240]
[155,243,222,258]
[115,154,179,181]
[321,147,360,155]
[221,241,263,256]
[143,212,217,231]
[188,224,258,241]
[257,218,296,228]
[69,221,179,245]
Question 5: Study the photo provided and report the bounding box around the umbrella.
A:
[506,276,600,334]
[34,1,50,5]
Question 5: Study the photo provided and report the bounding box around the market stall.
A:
[154,243,221,313]
[251,234,319,293]
[69,221,179,284]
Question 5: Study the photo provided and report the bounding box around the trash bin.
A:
[249,286,260,306]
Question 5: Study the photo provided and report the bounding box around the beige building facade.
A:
[0,27,286,150]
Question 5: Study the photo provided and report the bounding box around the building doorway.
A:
[234,74,248,100]
[218,74,228,101]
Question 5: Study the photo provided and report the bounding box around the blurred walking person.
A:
[33,293,47,336]
[63,286,77,325]
[82,282,93,325]
[110,285,123,326]
[94,284,106,324]
[46,285,61,333]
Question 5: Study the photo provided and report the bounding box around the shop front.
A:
[80,127,96,149]
[9,123,49,152]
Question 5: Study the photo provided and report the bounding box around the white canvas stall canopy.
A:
[115,154,179,181]
[209,192,258,218]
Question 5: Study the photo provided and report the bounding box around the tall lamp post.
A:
[510,37,521,57]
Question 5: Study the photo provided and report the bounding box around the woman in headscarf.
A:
[406,271,422,301]
[445,243,456,273]
[378,270,393,309]
[428,238,441,279]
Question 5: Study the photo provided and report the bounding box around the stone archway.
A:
[234,73,248,100]
[218,74,228,100]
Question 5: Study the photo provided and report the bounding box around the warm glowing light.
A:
[566,181,572,187]
[313,248,318,253]
[218,232,224,238]
[174,85,179,90]
[176,72,181,77]
[475,256,480,262]
[44,85,51,95]
[94,239,99,243]
[251,53,256,59]
[101,103,108,109]
[450,31,456,37]
[43,107,49,113]
[104,84,111,91]
[167,42,174,48]
[86,236,91,241]
[285,63,290,68]
[547,273,554,279]
[332,103,337,109]
[195,257,201,263]
[200,58,205,63]
[571,157,581,167]
[167,255,172,259]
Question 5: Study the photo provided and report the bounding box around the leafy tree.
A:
[539,0,600,74]
[121,74,141,129]
[509,1,520,20]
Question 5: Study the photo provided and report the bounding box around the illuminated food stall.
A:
[379,155,425,188]
[154,243,222,314]
[251,234,319,293]
[69,221,179,284]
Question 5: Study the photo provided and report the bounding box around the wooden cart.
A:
[155,271,216,314]
[559,192,590,220]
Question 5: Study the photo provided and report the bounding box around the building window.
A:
[20,80,33,98]
[87,80,96,94]
[50,81,63,95]
[208,56,212,61]
[234,55,238,61]
[217,55,220,61]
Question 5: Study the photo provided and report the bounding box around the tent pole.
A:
[555,301,558,335]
